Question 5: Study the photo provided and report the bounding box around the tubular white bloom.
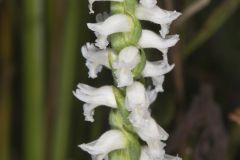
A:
[142,59,175,77]
[113,46,140,87]
[140,146,152,160]
[125,82,149,111]
[87,14,132,49]
[140,146,181,160]
[140,145,165,160]
[139,0,157,8]
[79,130,126,160]
[143,53,174,93]
[82,43,116,79]
[88,0,124,14]
[138,30,179,54]
[129,108,169,143]
[136,5,181,37]
[73,83,117,122]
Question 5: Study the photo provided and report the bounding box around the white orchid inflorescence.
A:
[73,0,182,159]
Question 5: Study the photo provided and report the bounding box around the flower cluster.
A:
[73,0,181,159]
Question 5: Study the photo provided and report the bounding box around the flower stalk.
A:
[74,0,182,159]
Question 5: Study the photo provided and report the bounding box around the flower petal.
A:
[83,103,99,122]
[79,130,126,160]
[136,5,181,37]
[87,14,132,49]
[140,144,166,160]
[138,30,179,54]
[142,60,175,77]
[129,109,169,142]
[137,4,181,25]
[73,83,117,108]
[82,43,115,78]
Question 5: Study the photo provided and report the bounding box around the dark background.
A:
[0,0,240,160]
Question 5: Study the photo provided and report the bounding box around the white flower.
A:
[139,0,157,8]
[87,14,132,49]
[125,82,149,111]
[142,53,174,92]
[140,146,181,160]
[138,30,179,54]
[88,0,124,14]
[79,130,126,160]
[73,83,117,122]
[140,144,166,160]
[142,58,175,78]
[140,146,152,160]
[136,5,181,37]
[82,43,116,79]
[112,46,140,87]
[129,108,169,142]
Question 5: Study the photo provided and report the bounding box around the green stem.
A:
[109,0,142,159]
[22,0,45,159]
[51,0,80,160]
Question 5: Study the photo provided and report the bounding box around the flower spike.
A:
[76,0,182,159]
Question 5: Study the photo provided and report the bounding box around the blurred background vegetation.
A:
[0,0,240,160]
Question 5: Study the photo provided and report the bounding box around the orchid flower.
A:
[125,82,149,111]
[113,46,140,87]
[136,4,181,37]
[73,83,117,122]
[143,53,174,93]
[82,43,116,78]
[138,30,179,54]
[140,146,182,160]
[87,14,132,49]
[79,130,126,160]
